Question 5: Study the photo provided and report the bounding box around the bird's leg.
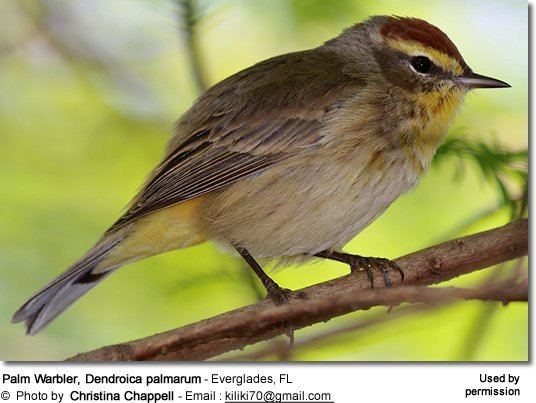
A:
[314,250,404,288]
[235,247,291,305]
[236,246,301,344]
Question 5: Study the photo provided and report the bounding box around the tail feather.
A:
[18,271,114,335]
[13,200,205,335]
[12,233,125,335]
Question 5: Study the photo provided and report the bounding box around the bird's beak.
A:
[458,72,511,89]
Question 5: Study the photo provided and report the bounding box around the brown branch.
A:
[223,276,527,361]
[68,219,528,361]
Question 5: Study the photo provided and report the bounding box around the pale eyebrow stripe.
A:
[386,38,463,74]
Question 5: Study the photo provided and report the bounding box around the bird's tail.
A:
[12,200,206,335]
[12,230,127,335]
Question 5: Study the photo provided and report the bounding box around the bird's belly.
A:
[199,152,419,258]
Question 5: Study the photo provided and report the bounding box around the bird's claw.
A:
[264,285,304,346]
[266,286,291,305]
[349,256,404,288]
[266,286,308,305]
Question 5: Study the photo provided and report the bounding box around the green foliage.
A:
[435,135,528,219]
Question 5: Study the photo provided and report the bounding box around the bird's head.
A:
[324,16,510,168]
[327,15,510,96]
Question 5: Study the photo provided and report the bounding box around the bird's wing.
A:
[109,50,356,231]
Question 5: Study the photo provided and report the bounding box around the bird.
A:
[13,15,510,335]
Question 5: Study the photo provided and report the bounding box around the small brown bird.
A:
[13,15,509,334]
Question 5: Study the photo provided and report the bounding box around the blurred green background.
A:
[0,0,527,361]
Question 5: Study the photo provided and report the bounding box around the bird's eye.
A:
[411,56,432,74]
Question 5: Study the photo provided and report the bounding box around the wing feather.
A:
[108,49,360,232]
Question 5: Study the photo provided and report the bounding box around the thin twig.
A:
[455,258,527,360]
[178,0,208,93]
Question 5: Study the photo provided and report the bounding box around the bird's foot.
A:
[265,285,307,305]
[349,256,405,288]
[264,284,307,345]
